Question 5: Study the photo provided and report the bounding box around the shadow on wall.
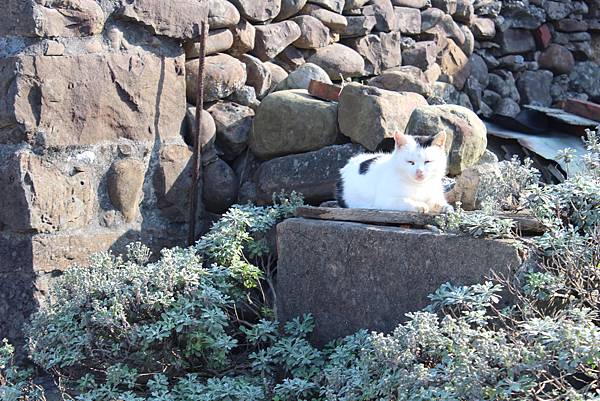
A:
[0,31,204,347]
[0,233,37,348]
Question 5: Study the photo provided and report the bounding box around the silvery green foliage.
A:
[0,340,45,401]
[436,156,538,239]
[582,128,600,179]
[479,156,541,211]
[527,130,600,256]
[435,202,516,239]
[25,194,304,400]
[28,244,237,373]
[528,175,600,235]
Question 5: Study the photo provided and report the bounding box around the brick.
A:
[308,80,342,101]
[534,24,552,49]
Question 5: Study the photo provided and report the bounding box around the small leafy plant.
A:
[0,339,45,401]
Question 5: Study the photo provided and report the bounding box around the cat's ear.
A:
[431,131,447,148]
[394,131,408,148]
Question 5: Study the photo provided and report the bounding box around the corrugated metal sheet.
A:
[485,121,588,176]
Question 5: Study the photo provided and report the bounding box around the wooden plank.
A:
[563,98,600,123]
[296,206,436,226]
[294,206,546,234]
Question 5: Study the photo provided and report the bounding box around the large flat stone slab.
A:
[0,50,186,146]
[276,218,524,346]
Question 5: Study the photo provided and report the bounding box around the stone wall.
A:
[1,0,599,342]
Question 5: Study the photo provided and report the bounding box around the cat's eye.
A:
[425,160,432,164]
[407,161,415,165]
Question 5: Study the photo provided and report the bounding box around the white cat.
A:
[336,131,454,214]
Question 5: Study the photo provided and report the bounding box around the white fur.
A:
[339,135,453,213]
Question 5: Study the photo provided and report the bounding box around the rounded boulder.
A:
[250,89,339,159]
[186,54,247,103]
[405,104,488,176]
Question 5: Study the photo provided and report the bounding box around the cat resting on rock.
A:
[336,131,454,214]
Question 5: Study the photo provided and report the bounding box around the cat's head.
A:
[392,131,448,183]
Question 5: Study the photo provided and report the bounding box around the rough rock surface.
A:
[239,54,272,98]
[277,0,309,21]
[277,218,522,345]
[1,51,186,147]
[394,6,422,34]
[184,108,217,149]
[363,0,399,32]
[1,0,105,38]
[402,41,438,69]
[308,0,345,13]
[292,15,331,49]
[438,39,470,90]
[368,66,432,96]
[517,70,554,107]
[203,158,239,213]
[208,101,255,160]
[275,62,332,91]
[265,61,290,90]
[250,90,339,159]
[405,104,488,175]
[0,151,94,233]
[496,29,536,54]
[342,15,377,37]
[445,163,502,210]
[118,0,209,40]
[227,19,256,57]
[308,43,366,79]
[229,0,282,23]
[154,144,193,222]
[253,21,302,60]
[107,158,145,223]
[185,29,234,57]
[253,144,364,203]
[186,54,247,103]
[208,0,241,29]
[538,44,575,75]
[338,83,428,151]
[301,4,348,32]
[346,31,402,75]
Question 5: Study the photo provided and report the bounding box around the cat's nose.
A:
[416,169,424,177]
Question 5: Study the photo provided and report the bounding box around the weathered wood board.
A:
[295,206,546,234]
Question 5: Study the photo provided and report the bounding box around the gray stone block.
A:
[276,218,524,346]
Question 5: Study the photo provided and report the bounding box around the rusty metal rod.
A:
[188,20,208,246]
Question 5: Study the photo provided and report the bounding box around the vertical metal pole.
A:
[188,20,208,246]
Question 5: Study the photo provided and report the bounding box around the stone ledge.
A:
[276,218,524,346]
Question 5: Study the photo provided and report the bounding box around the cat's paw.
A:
[440,204,454,214]
[413,203,430,213]
[430,203,454,214]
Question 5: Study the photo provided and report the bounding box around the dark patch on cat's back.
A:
[336,180,348,208]
[359,156,379,175]
[413,135,435,148]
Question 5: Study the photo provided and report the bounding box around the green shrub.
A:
[14,132,600,400]
[0,340,45,401]
[25,194,305,400]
